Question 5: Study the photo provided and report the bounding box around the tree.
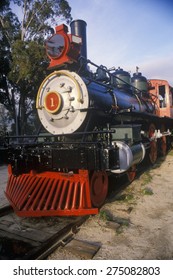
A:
[0,0,72,135]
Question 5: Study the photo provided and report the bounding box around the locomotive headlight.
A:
[46,24,82,68]
[44,91,62,114]
[46,34,65,59]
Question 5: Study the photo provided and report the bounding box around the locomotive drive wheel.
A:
[90,171,108,207]
[127,165,136,182]
[148,123,158,164]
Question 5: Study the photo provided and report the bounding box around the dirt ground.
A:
[49,152,173,260]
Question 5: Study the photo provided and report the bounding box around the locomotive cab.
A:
[149,79,173,118]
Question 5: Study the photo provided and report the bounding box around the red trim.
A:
[5,170,98,217]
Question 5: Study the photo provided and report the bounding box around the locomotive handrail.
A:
[81,58,155,100]
[5,129,116,139]
[6,140,114,148]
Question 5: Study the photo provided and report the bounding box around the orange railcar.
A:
[149,79,173,118]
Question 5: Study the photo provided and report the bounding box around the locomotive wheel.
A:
[90,171,108,207]
[160,124,167,156]
[148,123,157,164]
[127,165,136,182]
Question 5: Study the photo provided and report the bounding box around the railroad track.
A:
[0,205,13,217]
[0,209,88,260]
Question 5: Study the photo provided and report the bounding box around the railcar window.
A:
[170,87,173,106]
[159,85,166,108]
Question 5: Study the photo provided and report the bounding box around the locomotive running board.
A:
[5,167,98,217]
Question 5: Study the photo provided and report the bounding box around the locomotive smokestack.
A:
[70,19,87,59]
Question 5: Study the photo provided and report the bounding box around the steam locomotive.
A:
[5,20,173,217]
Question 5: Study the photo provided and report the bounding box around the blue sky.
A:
[68,0,173,85]
[11,0,173,85]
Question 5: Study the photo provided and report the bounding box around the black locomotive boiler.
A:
[5,20,173,217]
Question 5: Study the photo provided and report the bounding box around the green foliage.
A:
[115,193,134,201]
[14,0,72,41]
[0,0,72,135]
[99,210,112,221]
[141,187,154,195]
[168,149,173,156]
[141,171,152,186]
[9,40,47,83]
[0,1,20,106]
